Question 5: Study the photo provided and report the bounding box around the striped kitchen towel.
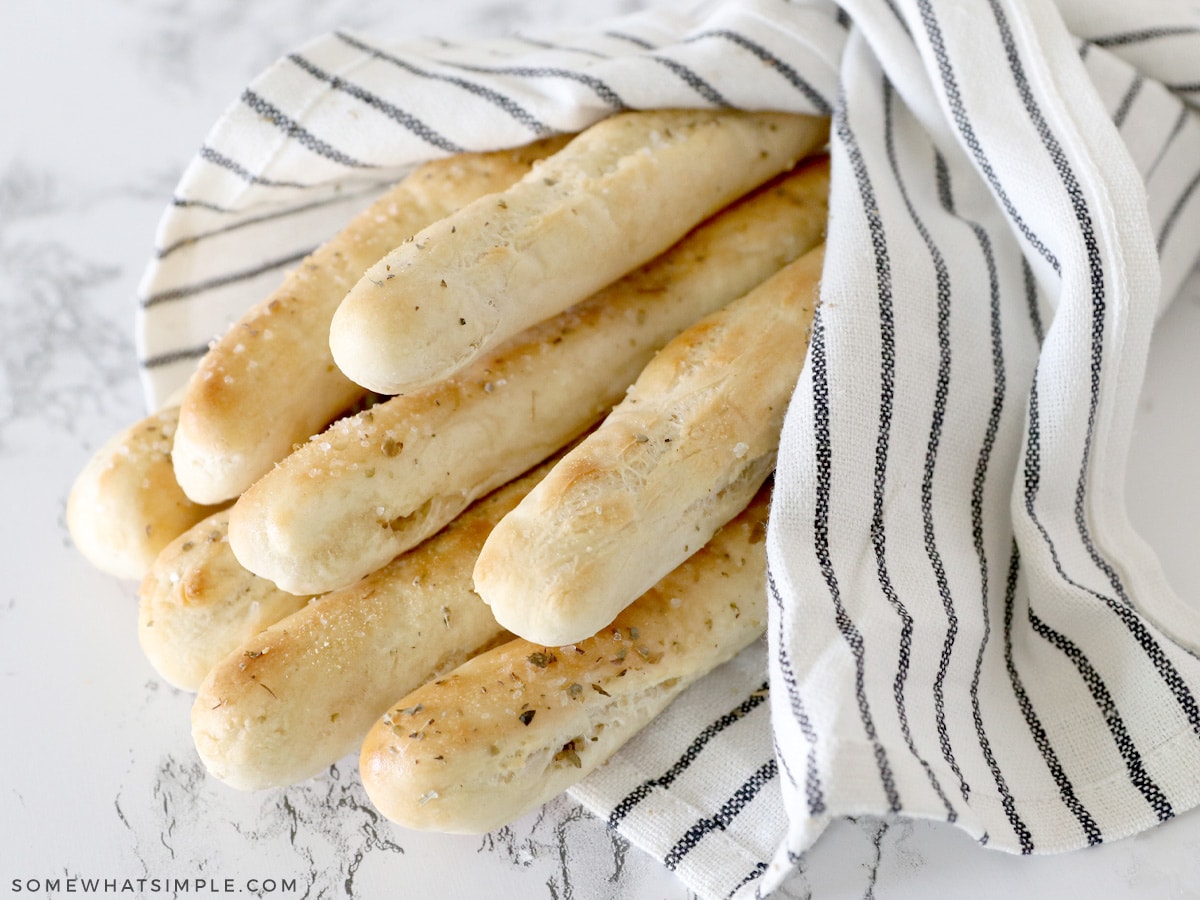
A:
[136,1,1200,898]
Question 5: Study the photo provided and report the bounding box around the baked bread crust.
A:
[474,246,824,645]
[227,159,829,595]
[172,137,568,505]
[67,404,225,581]
[359,486,771,834]
[330,109,829,394]
[190,457,560,791]
[137,508,313,691]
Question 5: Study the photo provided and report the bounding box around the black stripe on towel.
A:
[839,76,954,819]
[1028,607,1174,822]
[431,59,628,110]
[682,29,834,114]
[916,0,1060,274]
[725,860,769,900]
[509,33,612,60]
[1001,538,1102,848]
[140,247,313,308]
[603,30,656,50]
[140,343,212,369]
[1112,73,1144,128]
[156,185,386,259]
[1021,365,1200,742]
[882,84,968,807]
[607,683,771,829]
[1091,26,1200,48]
[808,295,902,813]
[932,153,1031,844]
[333,31,553,137]
[768,566,827,816]
[240,89,377,168]
[662,759,778,870]
[986,0,1133,606]
[197,145,316,188]
[647,55,730,105]
[285,54,466,153]
[1144,103,1189,180]
[989,1,1200,747]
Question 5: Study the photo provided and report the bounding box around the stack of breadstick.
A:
[67,108,829,833]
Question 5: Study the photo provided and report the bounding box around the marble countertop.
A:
[2,0,1199,897]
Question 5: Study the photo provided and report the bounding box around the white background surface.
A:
[2,0,1198,897]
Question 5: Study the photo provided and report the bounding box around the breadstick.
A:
[190,454,560,791]
[329,109,829,395]
[229,159,830,595]
[359,485,771,834]
[172,136,570,505]
[67,404,225,581]
[475,245,823,646]
[138,508,314,691]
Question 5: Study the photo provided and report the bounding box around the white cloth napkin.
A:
[136,1,1200,898]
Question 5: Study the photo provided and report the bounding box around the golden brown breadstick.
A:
[329,109,829,395]
[67,404,225,581]
[227,158,829,596]
[359,485,771,834]
[137,508,314,691]
[172,136,570,505]
[190,454,561,791]
[474,245,823,646]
